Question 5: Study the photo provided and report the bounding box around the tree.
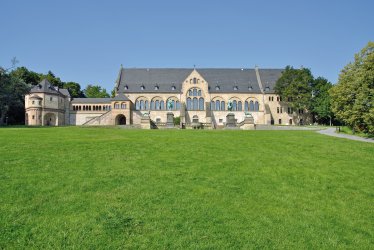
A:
[330,42,374,135]
[63,82,85,98]
[311,77,333,125]
[274,66,313,122]
[10,67,41,86]
[0,67,30,125]
[84,84,110,98]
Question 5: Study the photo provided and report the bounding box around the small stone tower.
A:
[25,79,70,126]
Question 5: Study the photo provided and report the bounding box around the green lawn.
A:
[0,127,373,249]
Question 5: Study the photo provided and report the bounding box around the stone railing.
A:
[82,110,112,125]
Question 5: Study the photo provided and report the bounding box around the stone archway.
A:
[44,113,57,126]
[115,114,126,125]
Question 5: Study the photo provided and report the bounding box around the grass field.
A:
[0,127,373,249]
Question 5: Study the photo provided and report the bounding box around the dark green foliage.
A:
[64,82,85,98]
[274,66,313,112]
[311,77,334,125]
[0,127,373,248]
[0,68,30,125]
[330,42,374,135]
[173,116,180,125]
[84,84,110,98]
[10,66,41,86]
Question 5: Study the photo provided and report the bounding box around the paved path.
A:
[317,127,374,143]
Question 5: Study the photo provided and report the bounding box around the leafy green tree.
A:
[274,66,313,121]
[84,84,110,98]
[0,67,30,125]
[330,42,374,135]
[10,67,41,85]
[63,82,85,98]
[311,77,333,125]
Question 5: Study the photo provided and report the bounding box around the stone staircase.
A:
[82,110,112,125]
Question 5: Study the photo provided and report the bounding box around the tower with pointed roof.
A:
[25,79,71,126]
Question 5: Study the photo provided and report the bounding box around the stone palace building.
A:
[25,66,310,129]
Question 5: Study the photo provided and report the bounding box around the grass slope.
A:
[0,127,373,249]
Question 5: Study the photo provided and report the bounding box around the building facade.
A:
[25,67,311,128]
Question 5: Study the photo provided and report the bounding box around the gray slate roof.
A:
[116,68,284,94]
[71,98,112,104]
[198,69,260,93]
[259,69,283,94]
[30,79,70,96]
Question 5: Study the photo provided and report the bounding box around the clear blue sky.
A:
[1,0,373,90]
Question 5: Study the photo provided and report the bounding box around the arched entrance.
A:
[115,114,126,125]
[44,113,56,126]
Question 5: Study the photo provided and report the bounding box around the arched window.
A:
[187,97,192,110]
[198,90,201,96]
[221,101,225,111]
[211,101,215,111]
[249,101,254,111]
[121,103,126,109]
[193,97,198,110]
[140,100,144,110]
[199,98,204,110]
[145,100,148,110]
[233,100,237,111]
[238,101,242,111]
[193,78,197,84]
[135,101,140,110]
[244,101,248,111]
[193,89,197,96]
[216,100,220,111]
[155,100,160,110]
[150,101,155,110]
[176,101,180,110]
[254,101,259,111]
[189,90,192,96]
[160,101,164,110]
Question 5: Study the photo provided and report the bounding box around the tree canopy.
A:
[311,77,333,125]
[84,84,110,98]
[330,42,374,135]
[0,67,30,125]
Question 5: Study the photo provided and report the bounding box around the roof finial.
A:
[120,64,123,69]
[193,64,196,69]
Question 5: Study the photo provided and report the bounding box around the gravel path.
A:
[317,127,374,143]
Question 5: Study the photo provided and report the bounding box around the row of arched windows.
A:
[73,105,112,111]
[135,99,181,110]
[114,102,127,109]
[188,88,202,97]
[187,97,205,110]
[210,100,260,111]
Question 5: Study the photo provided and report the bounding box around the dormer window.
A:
[124,85,128,90]
[233,86,238,91]
[171,85,176,90]
[154,85,159,90]
[248,86,253,91]
[215,86,220,91]
[265,87,270,91]
[141,85,145,90]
